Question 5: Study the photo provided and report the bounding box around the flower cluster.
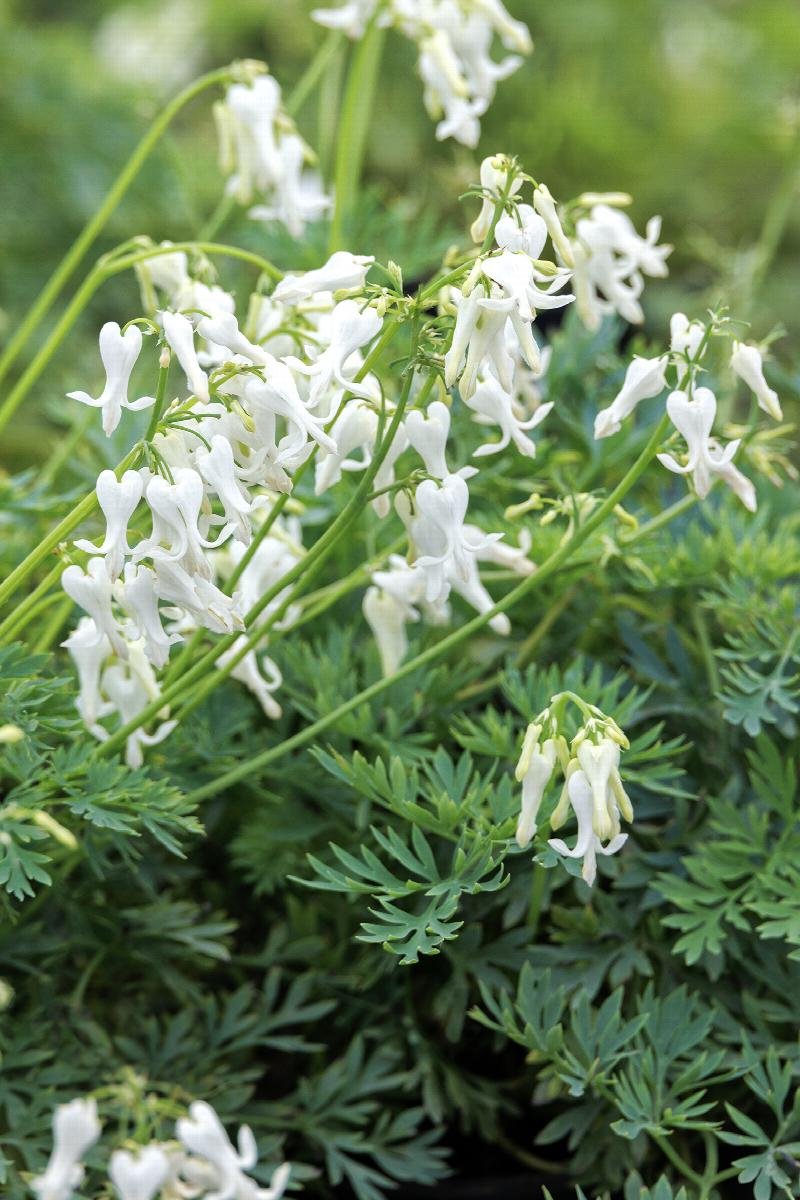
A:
[312,0,533,146]
[61,140,679,758]
[214,70,330,236]
[30,1095,291,1200]
[63,246,380,764]
[514,693,632,887]
[594,311,783,510]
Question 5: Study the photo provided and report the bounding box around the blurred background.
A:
[1,0,798,462]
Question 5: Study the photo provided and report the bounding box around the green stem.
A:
[0,561,65,643]
[651,1133,705,1190]
[286,29,343,117]
[197,193,236,243]
[144,360,171,442]
[185,413,671,803]
[39,408,96,489]
[0,66,235,397]
[0,447,142,612]
[526,867,547,936]
[328,21,386,252]
[33,595,74,654]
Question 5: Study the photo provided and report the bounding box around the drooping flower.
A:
[657,387,756,510]
[444,291,516,398]
[470,155,523,244]
[669,311,705,360]
[161,311,210,403]
[31,1097,102,1200]
[730,341,782,421]
[109,1146,170,1200]
[74,470,144,581]
[515,726,557,848]
[466,371,552,458]
[176,1100,290,1200]
[273,251,374,303]
[593,354,669,440]
[574,736,632,840]
[68,323,155,436]
[548,770,628,886]
[405,399,452,479]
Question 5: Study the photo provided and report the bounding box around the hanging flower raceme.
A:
[215,71,330,236]
[513,694,633,887]
[30,1095,292,1200]
[593,310,782,512]
[311,1,532,146]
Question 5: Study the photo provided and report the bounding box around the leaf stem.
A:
[328,20,386,252]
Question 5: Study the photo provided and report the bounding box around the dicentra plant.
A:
[0,3,798,1199]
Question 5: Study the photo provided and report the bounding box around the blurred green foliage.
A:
[1,0,798,462]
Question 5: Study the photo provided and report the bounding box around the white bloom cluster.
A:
[61,144,678,756]
[30,1095,291,1200]
[594,311,783,510]
[514,697,632,887]
[62,248,379,765]
[214,73,331,236]
[312,0,533,146]
[569,199,671,330]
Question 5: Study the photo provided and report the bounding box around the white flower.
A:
[481,250,574,321]
[153,559,244,635]
[101,647,177,768]
[574,737,632,840]
[405,400,451,479]
[161,311,210,402]
[571,204,671,329]
[31,1097,101,1200]
[290,299,382,411]
[593,354,669,439]
[312,0,378,37]
[273,251,374,303]
[315,400,379,494]
[657,387,756,510]
[68,322,155,436]
[196,435,254,545]
[730,341,782,421]
[215,75,283,205]
[74,470,143,581]
[669,311,705,359]
[248,133,331,239]
[138,469,225,577]
[515,729,557,848]
[412,474,501,604]
[465,373,552,458]
[62,618,113,732]
[533,184,575,268]
[62,558,128,656]
[195,312,269,367]
[548,770,628,886]
[109,1145,170,1200]
[470,155,523,244]
[363,585,412,676]
[176,1100,290,1200]
[473,0,533,53]
[120,562,178,669]
[219,641,284,720]
[494,203,547,256]
[444,291,515,399]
